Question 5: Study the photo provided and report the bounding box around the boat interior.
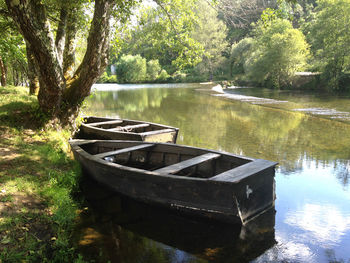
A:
[79,141,252,179]
[84,117,176,134]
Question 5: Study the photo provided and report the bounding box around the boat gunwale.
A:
[70,139,277,183]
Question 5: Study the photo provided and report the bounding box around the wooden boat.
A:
[78,116,179,143]
[70,140,277,224]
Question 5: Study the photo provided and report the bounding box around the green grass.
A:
[0,86,86,262]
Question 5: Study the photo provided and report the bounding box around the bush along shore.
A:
[0,86,86,262]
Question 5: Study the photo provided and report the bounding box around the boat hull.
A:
[71,140,276,224]
[79,116,179,143]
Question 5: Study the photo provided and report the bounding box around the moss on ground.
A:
[0,86,85,262]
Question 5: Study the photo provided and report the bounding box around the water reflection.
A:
[76,176,276,263]
[83,84,350,262]
[224,87,350,123]
[285,203,350,244]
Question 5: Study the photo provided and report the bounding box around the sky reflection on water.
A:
[83,84,350,262]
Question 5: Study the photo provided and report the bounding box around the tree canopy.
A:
[120,0,205,73]
[0,6,26,87]
[245,18,310,88]
[307,0,350,90]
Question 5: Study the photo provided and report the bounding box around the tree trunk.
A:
[55,8,67,65]
[5,0,65,115]
[63,6,79,79]
[26,43,40,95]
[5,0,115,125]
[0,56,6,87]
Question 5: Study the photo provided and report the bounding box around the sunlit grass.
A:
[0,86,86,262]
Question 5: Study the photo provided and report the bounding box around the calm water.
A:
[80,83,350,263]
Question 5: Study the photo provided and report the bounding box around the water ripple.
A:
[293,108,350,120]
[213,93,288,104]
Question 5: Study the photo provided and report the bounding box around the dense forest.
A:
[0,0,349,123]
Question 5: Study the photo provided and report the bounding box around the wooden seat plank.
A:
[94,144,154,159]
[154,153,220,174]
[107,123,150,131]
[139,129,175,136]
[87,120,123,127]
[210,159,277,183]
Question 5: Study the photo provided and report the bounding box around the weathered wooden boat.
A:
[70,140,277,224]
[79,116,179,143]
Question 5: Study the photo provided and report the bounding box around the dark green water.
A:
[81,83,350,262]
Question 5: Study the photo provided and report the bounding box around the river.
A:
[78,83,350,263]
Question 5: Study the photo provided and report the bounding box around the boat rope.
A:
[116,126,133,132]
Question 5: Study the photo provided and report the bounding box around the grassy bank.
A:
[0,86,84,262]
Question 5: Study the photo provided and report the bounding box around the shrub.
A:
[147,59,161,81]
[97,72,117,83]
[230,38,254,75]
[245,19,310,88]
[172,71,187,82]
[116,55,147,83]
[157,69,170,82]
[308,0,350,90]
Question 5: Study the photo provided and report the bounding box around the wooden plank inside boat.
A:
[140,129,175,136]
[94,144,154,159]
[88,120,123,127]
[210,159,276,182]
[154,153,221,174]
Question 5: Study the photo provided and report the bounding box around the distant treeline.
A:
[99,0,350,92]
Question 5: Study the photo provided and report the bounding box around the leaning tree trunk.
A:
[5,0,115,125]
[0,56,7,87]
[26,44,40,95]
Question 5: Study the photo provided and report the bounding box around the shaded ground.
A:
[0,86,83,262]
[0,126,55,257]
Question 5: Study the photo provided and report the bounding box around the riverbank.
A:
[0,86,84,262]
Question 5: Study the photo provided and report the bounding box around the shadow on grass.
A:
[0,131,84,262]
[0,101,46,131]
[0,90,85,261]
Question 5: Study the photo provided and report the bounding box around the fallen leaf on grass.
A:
[1,236,11,244]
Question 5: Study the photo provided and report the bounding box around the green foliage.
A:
[172,71,187,82]
[0,16,27,85]
[120,0,205,73]
[147,59,161,81]
[245,19,310,88]
[307,0,350,90]
[230,37,254,75]
[260,1,295,27]
[157,69,170,82]
[191,0,229,79]
[116,54,147,83]
[97,72,117,83]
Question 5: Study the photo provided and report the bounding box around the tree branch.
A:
[64,0,115,104]
[152,0,189,48]
[55,7,67,65]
